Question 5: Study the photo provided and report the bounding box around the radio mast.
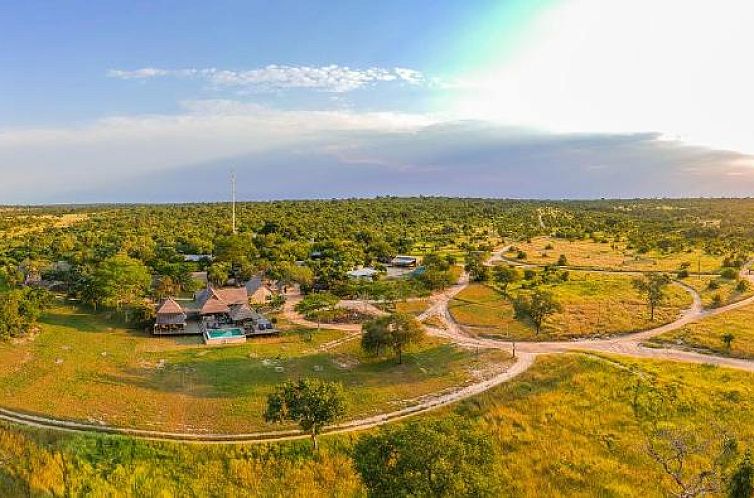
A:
[231,170,237,235]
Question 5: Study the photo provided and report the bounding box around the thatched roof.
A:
[215,287,248,305]
[229,304,255,322]
[157,297,184,315]
[199,294,231,315]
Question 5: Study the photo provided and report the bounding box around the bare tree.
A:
[631,381,739,498]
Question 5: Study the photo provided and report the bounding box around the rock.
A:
[274,366,285,372]
[313,365,323,372]
[54,358,63,365]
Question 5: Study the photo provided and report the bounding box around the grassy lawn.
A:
[0,304,509,433]
[679,275,753,308]
[648,301,754,359]
[4,354,754,497]
[450,274,691,340]
[508,236,723,273]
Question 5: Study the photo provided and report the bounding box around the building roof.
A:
[155,298,187,325]
[215,287,248,305]
[229,303,255,322]
[391,255,418,266]
[157,297,185,315]
[347,267,379,278]
[195,285,247,315]
[245,275,264,294]
[183,254,214,262]
[199,293,231,315]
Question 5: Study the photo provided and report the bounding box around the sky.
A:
[2,0,754,204]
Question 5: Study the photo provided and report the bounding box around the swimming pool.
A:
[204,327,246,344]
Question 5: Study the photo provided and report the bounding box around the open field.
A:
[3,354,754,496]
[648,301,754,359]
[0,304,509,434]
[395,298,430,315]
[450,274,692,340]
[507,236,724,273]
[679,274,753,308]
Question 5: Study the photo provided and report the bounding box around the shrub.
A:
[721,267,739,280]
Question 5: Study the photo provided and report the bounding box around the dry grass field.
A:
[0,304,509,433]
[679,275,754,308]
[450,274,692,340]
[507,236,723,273]
[648,301,754,359]
[4,354,754,497]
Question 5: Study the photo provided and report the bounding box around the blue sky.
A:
[2,0,754,203]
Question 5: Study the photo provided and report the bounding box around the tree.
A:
[0,288,53,340]
[91,255,151,311]
[728,450,754,498]
[631,380,740,498]
[208,262,231,286]
[361,313,424,364]
[264,378,345,450]
[633,272,671,321]
[722,333,735,351]
[154,276,177,300]
[464,252,489,282]
[493,265,520,295]
[514,289,562,335]
[353,417,499,497]
[557,254,568,266]
[295,292,339,331]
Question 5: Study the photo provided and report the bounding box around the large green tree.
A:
[294,292,339,331]
[633,272,671,321]
[514,289,562,335]
[493,264,521,295]
[91,255,151,311]
[0,288,52,340]
[264,378,345,450]
[361,312,424,364]
[353,417,499,497]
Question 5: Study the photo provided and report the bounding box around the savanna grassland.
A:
[450,274,692,340]
[3,354,754,497]
[648,301,754,359]
[4,198,754,496]
[507,236,725,273]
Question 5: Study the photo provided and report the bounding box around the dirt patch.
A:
[331,353,360,369]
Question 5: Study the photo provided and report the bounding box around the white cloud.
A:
[108,64,425,93]
[0,101,439,202]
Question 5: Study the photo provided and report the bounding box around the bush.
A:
[736,279,750,293]
[721,267,739,280]
[711,294,723,308]
[516,250,527,260]
[677,269,689,279]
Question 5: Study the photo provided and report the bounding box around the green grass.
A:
[450,274,692,340]
[679,275,753,308]
[648,301,754,359]
[0,304,509,433]
[510,236,723,273]
[3,354,754,496]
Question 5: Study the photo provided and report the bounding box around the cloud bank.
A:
[108,65,425,93]
[2,101,753,204]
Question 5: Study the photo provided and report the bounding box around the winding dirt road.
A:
[2,249,754,443]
